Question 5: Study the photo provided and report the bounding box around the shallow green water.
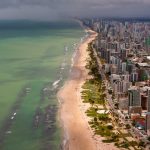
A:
[0,20,84,150]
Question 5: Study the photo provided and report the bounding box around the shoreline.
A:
[57,29,97,150]
[57,24,119,150]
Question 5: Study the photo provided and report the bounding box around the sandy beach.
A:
[58,28,119,150]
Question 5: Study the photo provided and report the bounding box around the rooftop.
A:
[137,63,150,67]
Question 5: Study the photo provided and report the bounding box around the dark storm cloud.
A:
[0,0,149,20]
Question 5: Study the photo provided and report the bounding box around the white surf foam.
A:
[52,77,63,89]
[53,79,61,87]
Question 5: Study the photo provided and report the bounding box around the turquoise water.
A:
[0,20,85,150]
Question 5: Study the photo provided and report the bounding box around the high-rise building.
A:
[128,86,142,115]
[130,69,138,82]
[97,33,101,48]
[127,61,134,74]
[121,73,130,82]
[121,62,127,73]
[110,56,116,65]
[146,112,150,135]
[128,86,141,107]
[145,36,150,54]
[141,94,147,110]
[110,65,118,74]
[120,49,127,61]
[105,49,111,63]
[147,89,150,112]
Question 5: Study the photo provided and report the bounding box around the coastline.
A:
[57,25,119,150]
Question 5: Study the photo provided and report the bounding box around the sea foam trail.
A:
[71,41,81,67]
[52,45,69,90]
[52,79,62,89]
[70,35,88,71]
[53,79,61,86]
[61,62,66,70]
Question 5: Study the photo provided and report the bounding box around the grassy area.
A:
[81,79,106,106]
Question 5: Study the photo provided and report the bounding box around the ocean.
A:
[0,20,85,150]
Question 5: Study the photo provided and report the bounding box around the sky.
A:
[0,0,149,20]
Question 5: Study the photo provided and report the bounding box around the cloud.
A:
[0,0,149,20]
